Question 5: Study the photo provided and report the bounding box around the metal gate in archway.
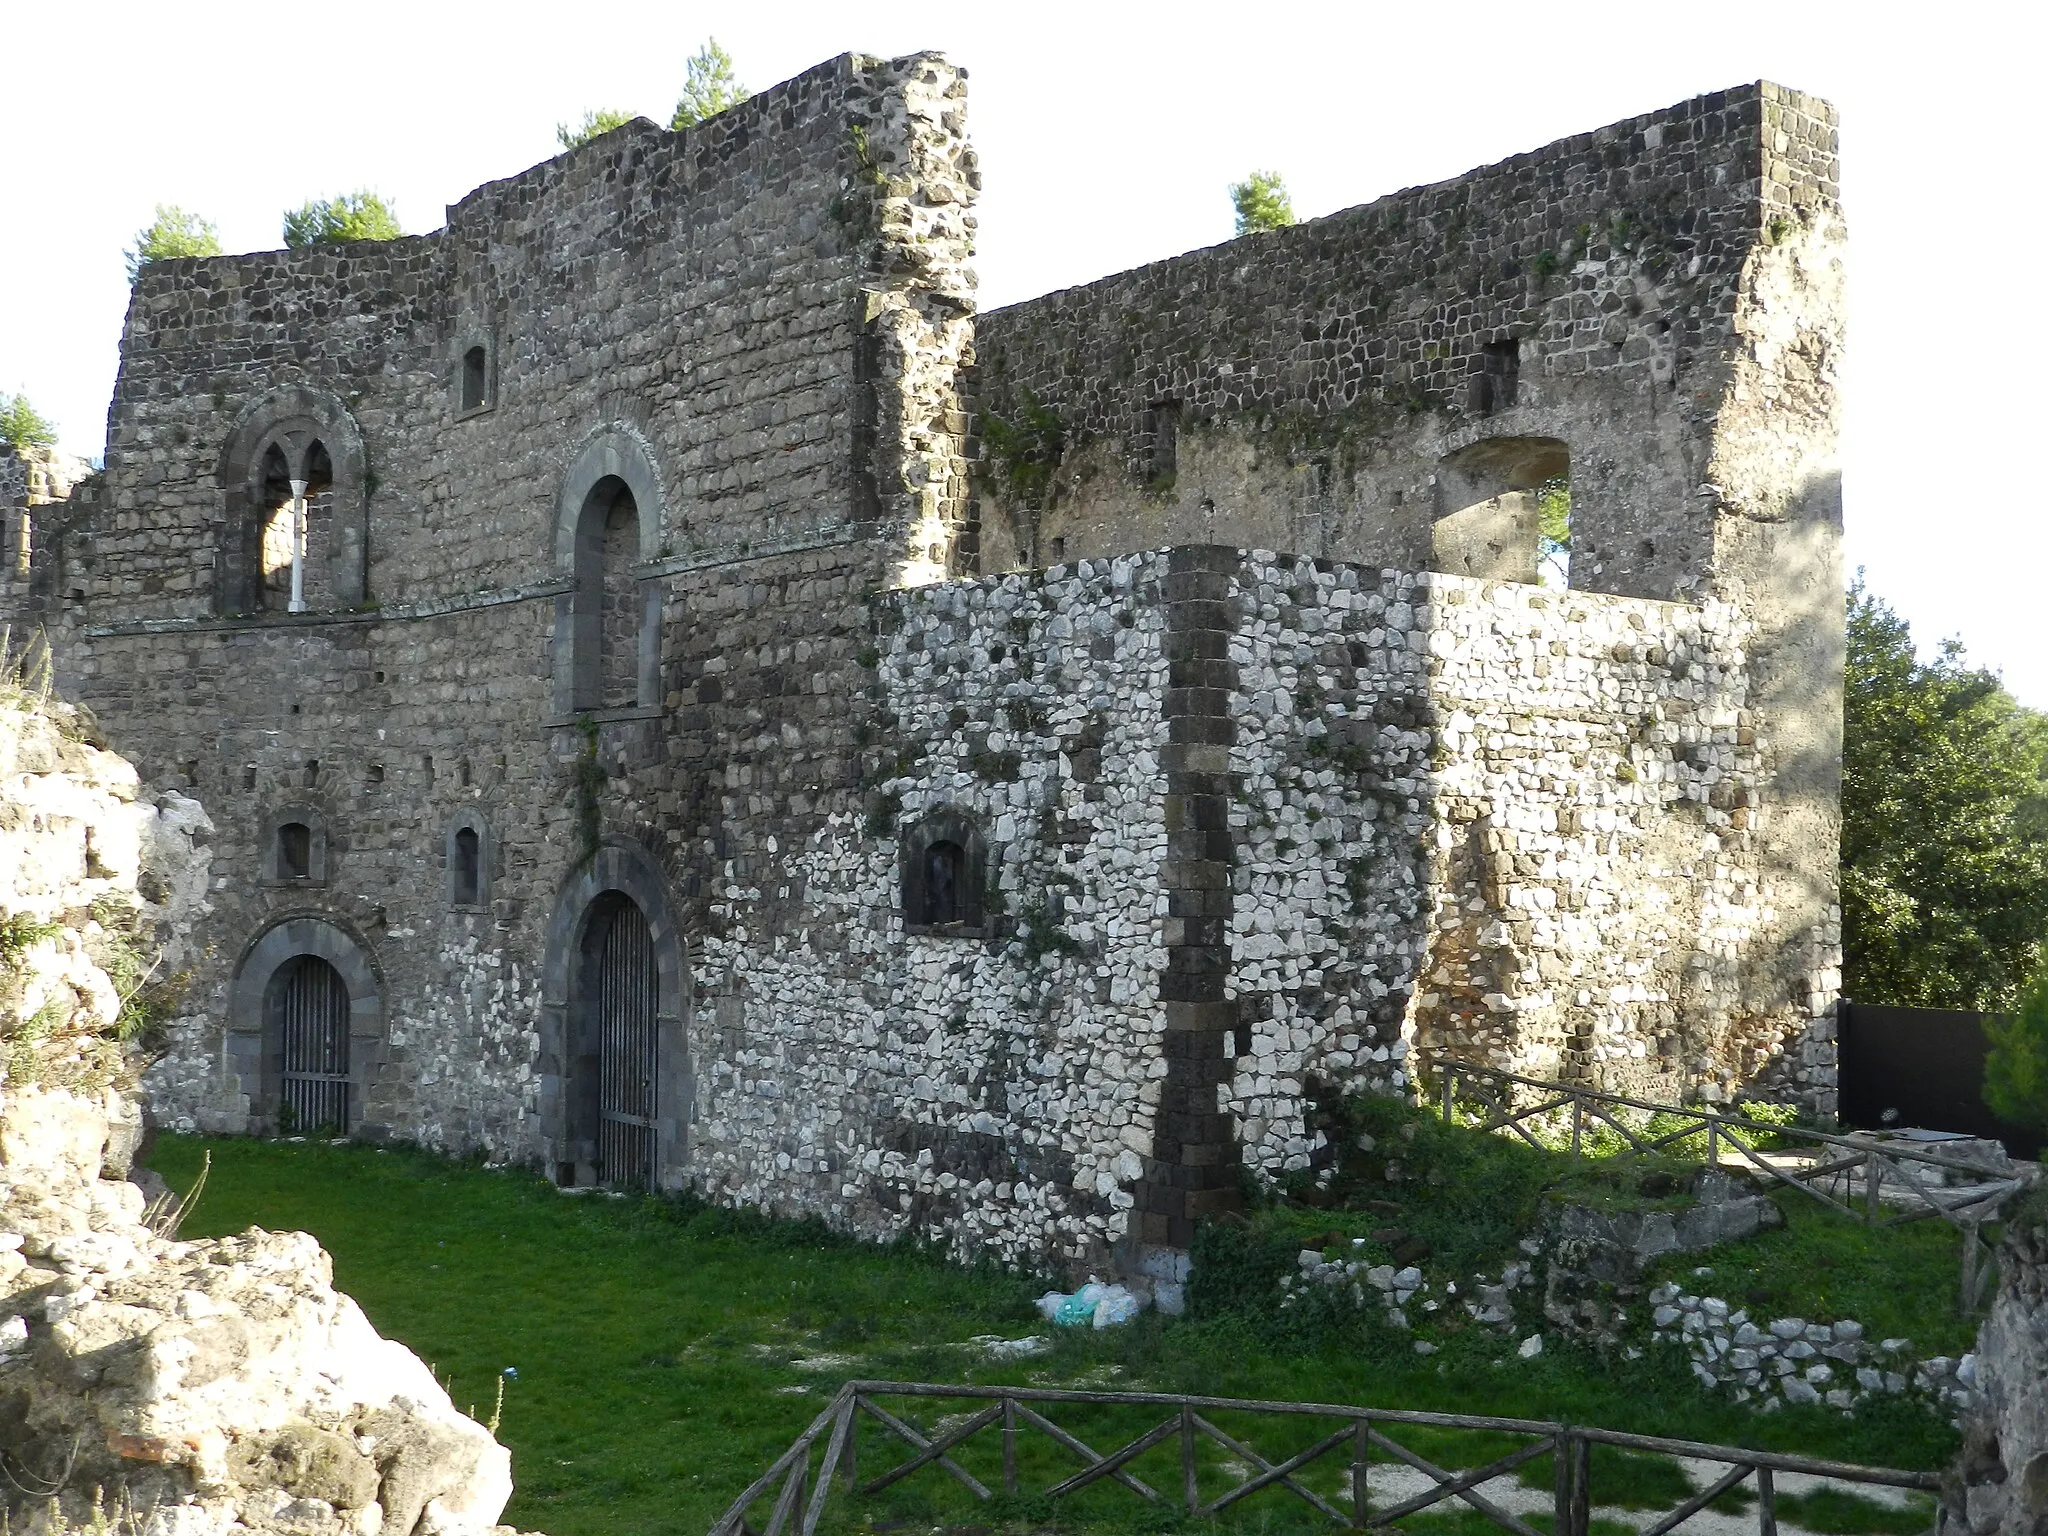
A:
[596,898,658,1190]
[278,955,350,1134]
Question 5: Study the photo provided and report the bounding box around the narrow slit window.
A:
[461,345,488,412]
[453,827,482,906]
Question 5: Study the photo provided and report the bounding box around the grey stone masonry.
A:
[5,59,1844,1277]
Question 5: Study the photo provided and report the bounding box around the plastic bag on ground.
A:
[1034,1278,1145,1329]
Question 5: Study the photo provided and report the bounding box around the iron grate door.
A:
[597,899,658,1190]
[279,955,350,1134]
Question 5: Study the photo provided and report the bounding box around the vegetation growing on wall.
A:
[125,204,222,280]
[556,109,637,149]
[282,191,403,249]
[671,38,750,129]
[572,716,604,866]
[0,391,57,450]
[1229,170,1296,235]
[980,390,1065,508]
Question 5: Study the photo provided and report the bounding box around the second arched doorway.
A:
[578,892,659,1189]
[540,842,689,1191]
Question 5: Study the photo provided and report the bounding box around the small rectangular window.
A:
[1469,338,1521,416]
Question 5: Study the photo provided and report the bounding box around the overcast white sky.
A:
[4,2,2038,703]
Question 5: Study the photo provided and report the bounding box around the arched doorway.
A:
[540,842,689,1191]
[271,954,350,1133]
[584,893,658,1189]
[227,916,386,1138]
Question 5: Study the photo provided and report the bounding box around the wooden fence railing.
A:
[1440,1061,2031,1312]
[711,1382,1939,1536]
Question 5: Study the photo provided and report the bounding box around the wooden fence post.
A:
[844,1398,859,1490]
[1757,1466,1777,1536]
[1353,1417,1370,1529]
[1442,1068,1455,1125]
[1864,1150,1881,1222]
[1570,1096,1582,1160]
[1003,1394,1017,1496]
[1180,1403,1198,1512]
[1705,1119,1717,1170]
[1570,1431,1590,1536]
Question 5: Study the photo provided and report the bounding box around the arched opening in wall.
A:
[1432,437,1570,587]
[278,821,312,880]
[452,827,482,907]
[901,809,987,935]
[569,474,645,712]
[270,954,350,1134]
[571,892,659,1190]
[258,439,334,612]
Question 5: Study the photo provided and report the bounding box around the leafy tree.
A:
[0,392,57,450]
[671,38,749,129]
[1230,171,1295,235]
[125,204,222,281]
[282,191,403,249]
[1840,580,2048,1011]
[1985,964,2048,1134]
[557,109,637,150]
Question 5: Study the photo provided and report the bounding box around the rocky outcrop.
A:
[0,686,537,1534]
[1951,1191,2048,1536]
[1,1083,524,1535]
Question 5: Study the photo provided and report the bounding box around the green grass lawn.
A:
[143,1136,1958,1536]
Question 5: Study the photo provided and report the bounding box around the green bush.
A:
[1985,961,2048,1133]
[671,38,749,129]
[282,191,402,249]
[0,391,57,450]
[556,109,636,150]
[1229,170,1295,235]
[125,204,222,280]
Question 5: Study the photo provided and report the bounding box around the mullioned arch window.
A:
[216,387,368,617]
[551,429,664,718]
[901,808,988,936]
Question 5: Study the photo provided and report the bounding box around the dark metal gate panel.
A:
[1839,1001,2040,1158]
[279,955,350,1134]
[597,900,658,1189]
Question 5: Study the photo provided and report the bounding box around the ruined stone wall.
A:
[3,62,1844,1277]
[15,52,978,1175]
[972,82,1837,605]
[972,81,1846,1106]
[1217,557,1838,1186]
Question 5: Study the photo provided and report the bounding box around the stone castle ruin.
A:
[1,54,1846,1279]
